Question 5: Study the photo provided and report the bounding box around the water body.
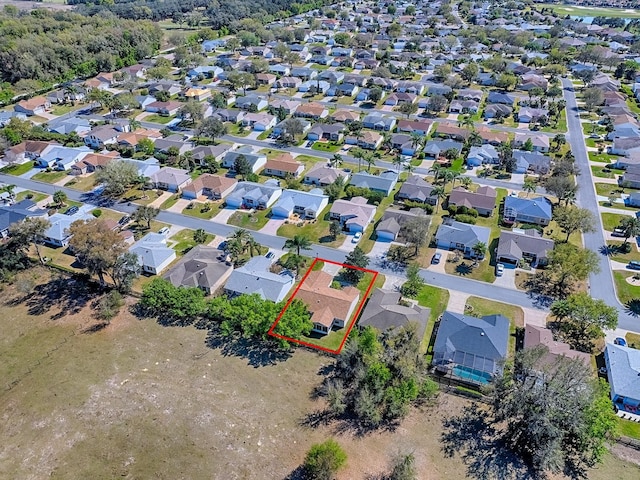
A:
[570,15,631,25]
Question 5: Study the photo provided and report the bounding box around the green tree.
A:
[109,252,140,293]
[233,154,252,180]
[96,160,141,199]
[178,101,204,125]
[461,63,479,84]
[197,117,227,143]
[430,186,447,213]
[618,216,640,245]
[523,179,537,197]
[400,263,425,298]
[68,219,128,287]
[193,228,208,244]
[329,221,342,240]
[551,293,618,352]
[284,234,312,256]
[53,190,67,207]
[553,206,596,242]
[544,244,600,298]
[343,246,369,283]
[388,452,417,480]
[303,439,348,480]
[490,347,617,477]
[544,175,577,206]
[402,215,431,256]
[137,137,156,157]
[140,278,206,321]
[583,87,604,112]
[324,176,345,202]
[329,154,343,169]
[9,216,51,265]
[398,101,418,118]
[133,205,160,229]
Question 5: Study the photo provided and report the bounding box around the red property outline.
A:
[268,257,378,354]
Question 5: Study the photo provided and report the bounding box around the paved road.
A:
[0,173,542,310]
[562,78,637,330]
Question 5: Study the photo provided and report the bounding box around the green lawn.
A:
[539,110,567,133]
[613,270,640,304]
[65,174,97,192]
[444,251,497,283]
[227,209,271,230]
[159,194,180,210]
[601,212,629,232]
[618,417,640,440]
[15,190,48,203]
[181,202,222,220]
[144,114,175,125]
[626,332,640,349]
[51,104,76,116]
[257,129,272,141]
[0,162,34,176]
[169,229,214,256]
[312,142,342,153]
[608,240,640,263]
[591,166,622,179]
[589,152,614,163]
[595,182,622,198]
[465,296,524,355]
[295,154,325,164]
[227,123,251,137]
[31,170,69,184]
[416,285,450,356]
[276,210,342,247]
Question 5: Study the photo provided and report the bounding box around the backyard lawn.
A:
[416,285,450,356]
[31,170,69,184]
[227,209,271,230]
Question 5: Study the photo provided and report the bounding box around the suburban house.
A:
[298,80,330,93]
[376,208,429,242]
[358,288,429,337]
[390,133,420,156]
[84,125,122,149]
[222,148,267,173]
[304,164,350,187]
[163,245,233,295]
[355,130,383,150]
[37,145,92,171]
[271,188,329,219]
[330,109,360,124]
[524,325,591,368]
[14,96,51,116]
[307,123,344,142]
[397,119,432,136]
[235,95,268,112]
[43,211,93,247]
[423,139,463,159]
[225,181,282,209]
[212,108,245,123]
[496,228,555,268]
[191,144,233,165]
[182,174,237,200]
[433,311,510,382]
[150,167,192,192]
[435,124,469,142]
[449,100,480,114]
[144,101,182,116]
[448,186,497,217]
[183,87,211,102]
[256,73,277,86]
[0,200,48,238]
[269,98,301,115]
[517,107,549,123]
[224,256,295,303]
[262,154,304,179]
[384,92,417,106]
[295,270,360,335]
[362,114,396,131]
[49,117,91,136]
[512,150,552,175]
[434,218,491,257]
[487,92,515,105]
[329,196,377,233]
[398,175,437,205]
[294,102,329,120]
[503,196,553,226]
[466,145,500,166]
[241,112,277,131]
[484,104,513,119]
[4,140,54,164]
[604,343,640,417]
[129,232,177,275]
[153,135,192,155]
[513,133,550,153]
[71,151,119,175]
[619,164,640,189]
[277,76,302,89]
[349,171,398,195]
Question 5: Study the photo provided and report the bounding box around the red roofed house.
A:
[14,96,51,116]
[262,153,304,178]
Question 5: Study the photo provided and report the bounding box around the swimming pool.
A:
[452,365,492,385]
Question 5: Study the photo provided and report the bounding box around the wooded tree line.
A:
[0,10,162,87]
[71,0,331,29]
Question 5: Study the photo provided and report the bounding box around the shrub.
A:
[404,200,434,214]
[303,439,347,480]
[92,209,102,218]
[96,290,124,323]
[455,214,477,225]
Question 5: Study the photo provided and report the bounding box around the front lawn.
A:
[257,129,272,140]
[51,104,76,116]
[31,170,69,184]
[227,123,251,137]
[613,270,640,304]
[539,110,567,133]
[181,201,222,219]
[0,162,34,176]
[312,142,342,153]
[65,174,97,192]
[608,240,640,263]
[618,417,640,441]
[595,183,622,198]
[159,194,180,210]
[444,247,497,284]
[15,190,48,203]
[601,212,629,232]
[227,208,271,230]
[589,152,614,163]
[591,166,617,179]
[144,114,175,125]
[276,210,342,247]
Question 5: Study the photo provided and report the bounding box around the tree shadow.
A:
[599,244,615,257]
[441,405,537,480]
[625,299,640,317]
[455,262,473,276]
[204,328,292,368]
[283,465,307,480]
[23,274,96,319]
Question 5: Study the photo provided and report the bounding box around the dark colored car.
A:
[628,261,640,270]
[614,337,628,347]
[65,206,79,215]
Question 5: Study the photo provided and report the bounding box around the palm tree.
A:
[460,114,475,130]
[329,154,343,169]
[392,154,404,173]
[410,132,422,151]
[3,184,16,200]
[351,148,365,172]
[460,176,472,189]
[284,235,312,255]
[449,171,462,188]
[404,161,415,175]
[246,237,261,257]
[363,151,376,172]
[428,163,444,183]
[230,228,251,248]
[442,169,456,188]
[129,119,141,132]
[523,179,537,197]
[430,186,446,213]
[53,190,67,207]
[472,241,487,261]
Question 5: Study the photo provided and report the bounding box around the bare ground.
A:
[0,271,639,479]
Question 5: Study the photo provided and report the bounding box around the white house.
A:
[271,188,329,219]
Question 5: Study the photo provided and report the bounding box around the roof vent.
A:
[480,332,485,336]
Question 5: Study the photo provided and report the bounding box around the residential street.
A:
[562,78,638,330]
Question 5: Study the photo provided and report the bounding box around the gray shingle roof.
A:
[606,343,640,403]
[224,256,295,303]
[358,288,429,338]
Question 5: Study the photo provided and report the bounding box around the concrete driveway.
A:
[369,240,390,259]
[259,218,285,235]
[338,234,357,252]
[212,207,237,225]
[493,266,516,289]
[167,198,191,213]
[425,249,448,273]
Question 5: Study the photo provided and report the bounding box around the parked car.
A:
[352,232,362,243]
[628,261,640,270]
[265,251,275,259]
[614,337,628,347]
[218,241,227,251]
[496,263,505,276]
[158,226,170,235]
[612,228,625,237]
[65,205,79,216]
[118,215,131,225]
[431,252,442,264]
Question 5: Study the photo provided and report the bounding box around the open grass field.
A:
[0,271,638,479]
[538,4,640,18]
